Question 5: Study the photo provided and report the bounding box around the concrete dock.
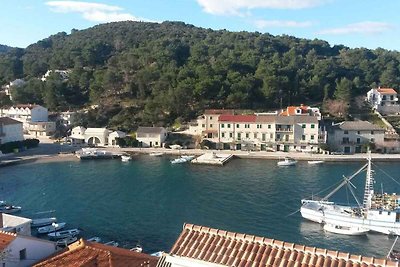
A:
[191,152,233,166]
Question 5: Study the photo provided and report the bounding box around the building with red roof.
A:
[367,87,400,115]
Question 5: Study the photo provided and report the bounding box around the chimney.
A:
[0,212,3,228]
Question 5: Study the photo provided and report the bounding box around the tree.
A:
[334,78,352,103]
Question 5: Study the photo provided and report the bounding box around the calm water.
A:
[1,156,400,257]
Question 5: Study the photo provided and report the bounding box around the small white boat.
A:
[56,236,78,247]
[277,157,297,166]
[150,251,164,257]
[130,244,143,253]
[0,201,21,214]
[308,160,324,165]
[149,152,164,157]
[104,241,119,247]
[323,223,369,236]
[121,155,132,162]
[38,222,66,234]
[48,229,80,239]
[87,236,101,243]
[31,217,57,227]
[171,155,195,164]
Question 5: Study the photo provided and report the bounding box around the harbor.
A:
[2,156,400,258]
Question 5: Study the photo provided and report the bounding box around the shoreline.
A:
[2,147,400,168]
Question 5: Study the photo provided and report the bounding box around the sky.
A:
[0,0,399,51]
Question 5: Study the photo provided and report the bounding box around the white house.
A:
[27,122,56,137]
[84,128,110,146]
[41,70,70,82]
[108,131,126,146]
[68,127,126,147]
[0,213,32,236]
[0,231,58,267]
[366,87,400,115]
[69,126,86,145]
[136,127,168,147]
[0,105,49,132]
[0,117,24,144]
[57,111,76,127]
[328,120,385,154]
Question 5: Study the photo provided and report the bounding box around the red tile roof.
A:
[218,114,256,123]
[169,223,397,267]
[34,239,158,267]
[204,109,235,115]
[0,231,16,250]
[280,105,309,116]
[377,88,397,95]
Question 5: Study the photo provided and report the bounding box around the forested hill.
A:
[0,21,399,131]
[0,44,13,54]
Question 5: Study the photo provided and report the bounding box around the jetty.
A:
[191,152,233,166]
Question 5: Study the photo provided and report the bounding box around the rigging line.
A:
[372,162,400,187]
[304,179,344,200]
[285,208,300,217]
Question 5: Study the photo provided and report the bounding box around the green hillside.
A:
[0,21,399,131]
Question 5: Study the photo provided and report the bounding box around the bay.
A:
[1,156,399,257]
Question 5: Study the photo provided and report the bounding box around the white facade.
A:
[28,121,56,137]
[68,127,126,147]
[366,88,400,115]
[0,105,49,132]
[136,127,168,147]
[84,128,110,146]
[0,117,24,144]
[0,232,58,267]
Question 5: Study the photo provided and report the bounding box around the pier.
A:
[191,152,233,166]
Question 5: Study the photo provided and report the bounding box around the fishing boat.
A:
[48,229,80,239]
[31,217,57,227]
[56,236,78,247]
[0,201,21,214]
[323,223,369,236]
[277,157,297,166]
[103,241,119,247]
[301,153,400,235]
[121,155,132,162]
[308,160,324,165]
[149,152,164,157]
[37,222,66,234]
[87,236,101,243]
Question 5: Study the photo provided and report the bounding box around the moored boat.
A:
[0,201,21,214]
[103,241,119,247]
[31,217,57,228]
[323,223,369,236]
[308,160,324,165]
[171,155,195,164]
[121,155,132,162]
[38,222,66,234]
[149,152,164,157]
[48,229,80,239]
[56,236,78,247]
[150,251,164,257]
[277,157,297,166]
[130,244,143,253]
[87,236,101,243]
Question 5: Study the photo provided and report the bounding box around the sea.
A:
[1,156,400,257]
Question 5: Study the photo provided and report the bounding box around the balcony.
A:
[341,140,356,145]
[275,128,293,132]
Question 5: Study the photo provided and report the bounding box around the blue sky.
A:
[1,0,399,50]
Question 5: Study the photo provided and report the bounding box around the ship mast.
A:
[362,152,374,210]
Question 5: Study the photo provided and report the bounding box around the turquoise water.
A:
[1,156,400,257]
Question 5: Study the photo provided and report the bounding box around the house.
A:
[34,238,158,267]
[136,127,167,147]
[41,70,70,82]
[0,213,32,236]
[57,111,76,127]
[68,127,126,147]
[328,121,385,154]
[0,117,24,144]
[158,223,396,267]
[84,128,110,146]
[280,105,322,120]
[0,231,58,267]
[0,105,49,132]
[27,121,56,137]
[69,126,86,145]
[108,131,126,146]
[367,87,400,115]
[189,109,235,138]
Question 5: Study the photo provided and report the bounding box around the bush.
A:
[0,139,40,154]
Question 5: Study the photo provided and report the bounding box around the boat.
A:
[149,152,164,157]
[308,160,324,165]
[37,222,66,234]
[87,236,101,243]
[150,251,164,257]
[170,155,195,164]
[277,157,297,166]
[56,236,78,247]
[31,217,57,227]
[121,155,132,162]
[323,223,369,236]
[103,241,119,247]
[300,153,400,235]
[48,229,80,239]
[76,148,116,159]
[130,244,143,253]
[0,201,21,214]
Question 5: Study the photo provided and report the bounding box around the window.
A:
[270,133,273,139]
[371,131,374,135]
[268,125,271,129]
[357,138,360,144]
[302,124,306,128]
[344,130,348,134]
[246,133,249,138]
[19,249,26,260]
[210,116,213,120]
[221,124,224,128]
[379,210,382,215]
[262,133,266,141]
[277,134,281,139]
[357,131,361,134]
[391,95,394,100]
[237,133,241,140]
[254,133,258,139]
[302,135,306,141]
[383,95,387,100]
[227,124,231,128]
[388,212,391,215]
[311,135,314,140]
[155,142,158,146]
[236,124,240,128]
[202,124,205,128]
[229,133,233,138]
[257,124,262,129]
[311,124,315,129]
[221,133,225,138]
[371,138,375,142]
[210,124,213,128]
[245,124,250,129]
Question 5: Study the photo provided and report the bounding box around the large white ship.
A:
[301,154,400,235]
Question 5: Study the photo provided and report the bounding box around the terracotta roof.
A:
[204,109,235,115]
[169,223,397,267]
[280,105,309,116]
[219,115,256,123]
[0,231,16,250]
[337,121,385,131]
[377,88,397,95]
[34,239,158,267]
[0,117,23,125]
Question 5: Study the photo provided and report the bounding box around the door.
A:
[355,146,361,153]
[261,144,266,151]
[284,145,289,152]
[344,146,351,154]
[236,144,241,150]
